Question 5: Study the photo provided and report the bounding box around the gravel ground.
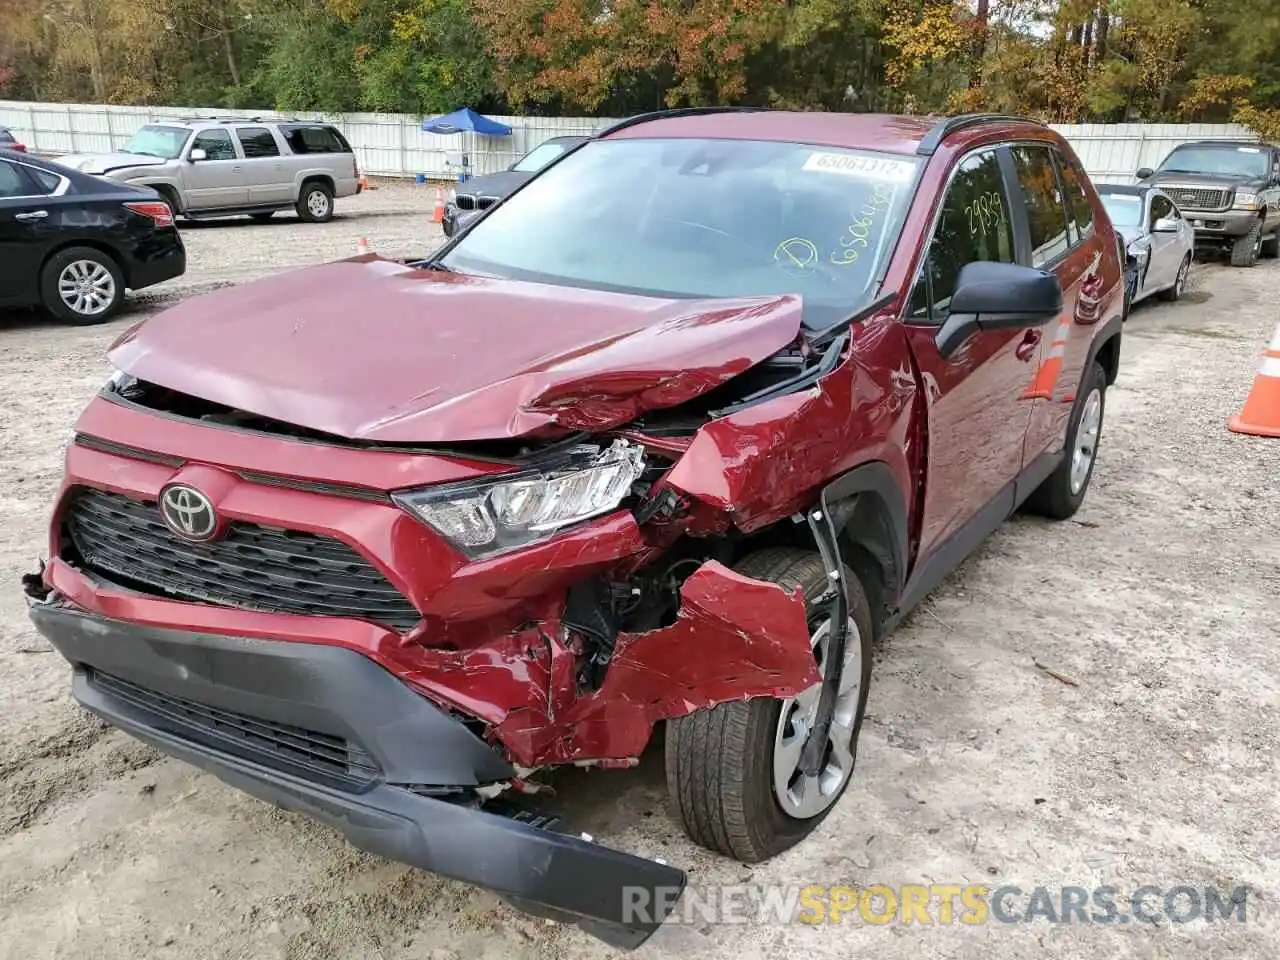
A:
[1,181,1278,960]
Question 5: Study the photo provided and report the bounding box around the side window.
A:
[1054,150,1095,244]
[913,149,1015,322]
[236,126,280,159]
[1149,194,1173,229]
[0,160,34,197]
[191,128,236,161]
[29,168,60,194]
[1011,145,1070,267]
[281,125,347,154]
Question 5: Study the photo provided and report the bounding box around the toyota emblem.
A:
[159,484,218,541]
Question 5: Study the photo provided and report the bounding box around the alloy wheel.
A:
[772,616,862,820]
[57,260,116,317]
[1070,388,1103,495]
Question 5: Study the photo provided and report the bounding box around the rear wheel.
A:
[1023,361,1106,520]
[1230,219,1262,267]
[40,246,125,325]
[1159,254,1191,302]
[296,182,334,223]
[665,548,873,862]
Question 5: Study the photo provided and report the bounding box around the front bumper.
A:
[1182,207,1259,240]
[27,598,686,949]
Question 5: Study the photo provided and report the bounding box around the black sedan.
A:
[442,135,588,238]
[0,149,185,324]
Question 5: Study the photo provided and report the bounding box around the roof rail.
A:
[916,113,1044,156]
[593,106,775,138]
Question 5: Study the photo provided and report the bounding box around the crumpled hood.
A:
[1147,171,1263,191]
[108,257,804,443]
[454,169,532,200]
[59,152,166,175]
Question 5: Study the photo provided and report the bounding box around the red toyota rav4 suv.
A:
[25,110,1123,947]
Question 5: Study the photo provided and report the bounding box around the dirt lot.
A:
[1,181,1278,960]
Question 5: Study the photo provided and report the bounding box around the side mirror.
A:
[935,261,1063,358]
[189,148,207,162]
[1135,167,1154,180]
[1153,216,1178,233]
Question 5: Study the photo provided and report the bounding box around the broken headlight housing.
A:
[393,439,646,558]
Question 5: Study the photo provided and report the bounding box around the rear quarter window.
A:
[281,125,351,155]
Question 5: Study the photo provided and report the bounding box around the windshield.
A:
[1159,145,1269,178]
[1100,193,1143,228]
[120,124,190,159]
[511,141,572,173]
[441,137,920,328]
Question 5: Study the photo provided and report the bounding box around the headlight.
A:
[393,439,646,558]
[1233,191,1259,210]
[1127,241,1148,258]
[447,189,457,204]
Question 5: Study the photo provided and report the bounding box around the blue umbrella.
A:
[421,107,512,136]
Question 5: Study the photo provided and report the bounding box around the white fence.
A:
[0,99,1261,184]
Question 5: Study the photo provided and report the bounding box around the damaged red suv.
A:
[26,109,1123,946]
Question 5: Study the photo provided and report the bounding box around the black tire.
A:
[1261,226,1280,259]
[151,185,182,217]
[1158,254,1191,302]
[665,548,874,863]
[249,211,275,222]
[1023,361,1107,520]
[296,181,334,223]
[1230,219,1262,267]
[39,246,125,325]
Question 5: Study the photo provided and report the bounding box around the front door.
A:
[0,159,51,303]
[1143,192,1179,294]
[901,146,1043,560]
[181,128,248,210]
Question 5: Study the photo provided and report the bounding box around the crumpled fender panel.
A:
[400,561,819,767]
[660,315,916,533]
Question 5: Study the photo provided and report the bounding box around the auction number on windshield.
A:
[831,183,896,266]
[966,190,1005,237]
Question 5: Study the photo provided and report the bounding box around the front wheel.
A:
[665,548,874,863]
[296,182,334,223]
[1023,361,1107,520]
[1230,220,1262,267]
[40,246,125,325]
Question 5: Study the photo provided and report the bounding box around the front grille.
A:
[1167,186,1231,211]
[475,196,498,210]
[454,194,476,210]
[63,488,421,631]
[91,670,380,788]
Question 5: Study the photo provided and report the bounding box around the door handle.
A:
[15,210,48,222]
[1015,329,1041,362]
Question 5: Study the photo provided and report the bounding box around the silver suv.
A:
[58,118,361,223]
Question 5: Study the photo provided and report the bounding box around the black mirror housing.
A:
[1136,167,1154,180]
[935,261,1063,357]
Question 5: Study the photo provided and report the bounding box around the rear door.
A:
[182,127,248,210]
[901,146,1044,558]
[1017,144,1115,467]
[0,159,56,303]
[235,126,291,205]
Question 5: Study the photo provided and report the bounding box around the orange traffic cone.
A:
[1021,316,1072,400]
[358,174,376,191]
[432,185,446,224]
[1228,320,1280,437]
[356,236,370,256]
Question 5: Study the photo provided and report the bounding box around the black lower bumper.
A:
[28,600,686,949]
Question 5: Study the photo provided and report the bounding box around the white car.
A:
[1097,184,1196,310]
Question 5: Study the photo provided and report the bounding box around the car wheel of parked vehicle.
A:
[40,246,125,325]
[665,548,873,863]
[297,182,334,223]
[1159,254,1191,302]
[1230,219,1263,267]
[1261,228,1280,259]
[1024,361,1107,520]
[250,212,275,222]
